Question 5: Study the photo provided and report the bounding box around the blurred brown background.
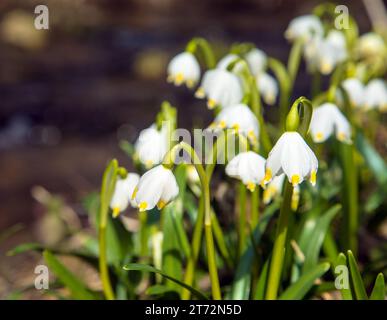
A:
[0,0,377,298]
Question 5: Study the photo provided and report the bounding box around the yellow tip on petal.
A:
[291,174,300,187]
[131,187,138,200]
[320,61,332,74]
[112,207,121,218]
[263,186,275,204]
[186,79,195,89]
[263,169,272,185]
[310,170,317,186]
[145,160,154,168]
[195,87,205,99]
[246,181,256,192]
[219,120,226,129]
[138,201,148,212]
[232,123,240,132]
[315,132,324,142]
[174,73,184,86]
[207,98,217,109]
[157,199,166,210]
[337,132,348,143]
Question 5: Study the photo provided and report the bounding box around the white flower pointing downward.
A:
[310,103,351,143]
[210,103,260,144]
[285,15,323,42]
[225,151,266,192]
[256,72,278,105]
[263,132,318,188]
[134,124,168,168]
[110,173,140,217]
[167,52,200,88]
[195,69,243,109]
[364,79,387,112]
[133,165,179,212]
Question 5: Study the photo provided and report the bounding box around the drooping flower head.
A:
[225,151,266,192]
[356,32,386,59]
[263,132,318,188]
[167,52,200,88]
[304,30,347,74]
[216,53,240,70]
[339,77,365,108]
[134,124,169,168]
[210,103,259,144]
[256,72,278,105]
[285,15,324,42]
[195,69,243,109]
[310,103,351,143]
[364,79,387,112]
[244,48,267,76]
[110,173,140,217]
[133,165,179,212]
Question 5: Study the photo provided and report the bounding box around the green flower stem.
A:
[139,210,148,257]
[267,58,291,130]
[251,188,259,229]
[98,159,118,300]
[249,74,272,156]
[311,71,321,99]
[287,38,304,91]
[238,182,247,257]
[337,87,359,255]
[186,37,216,69]
[181,196,204,300]
[266,97,313,300]
[265,181,293,300]
[166,142,221,300]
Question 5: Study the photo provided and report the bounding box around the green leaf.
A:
[119,140,135,157]
[302,205,341,273]
[253,257,270,300]
[356,132,387,186]
[230,201,279,299]
[370,273,386,300]
[146,284,177,296]
[347,250,368,300]
[7,243,43,256]
[279,262,330,300]
[43,250,96,300]
[123,263,207,300]
[334,253,353,300]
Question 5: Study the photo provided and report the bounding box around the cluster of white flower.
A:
[107,11,386,218]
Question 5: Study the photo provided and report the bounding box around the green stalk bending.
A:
[186,37,216,69]
[165,142,221,300]
[98,159,119,300]
[265,97,313,300]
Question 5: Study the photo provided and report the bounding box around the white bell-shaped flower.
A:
[216,53,240,70]
[110,173,140,217]
[195,69,243,109]
[318,31,347,74]
[285,15,324,42]
[364,79,387,112]
[356,32,386,59]
[134,124,168,168]
[245,48,267,76]
[225,151,266,192]
[256,72,278,105]
[340,78,365,108]
[263,173,300,210]
[167,52,200,88]
[310,103,351,143]
[210,103,260,143]
[263,132,318,187]
[133,165,179,212]
[303,31,347,74]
